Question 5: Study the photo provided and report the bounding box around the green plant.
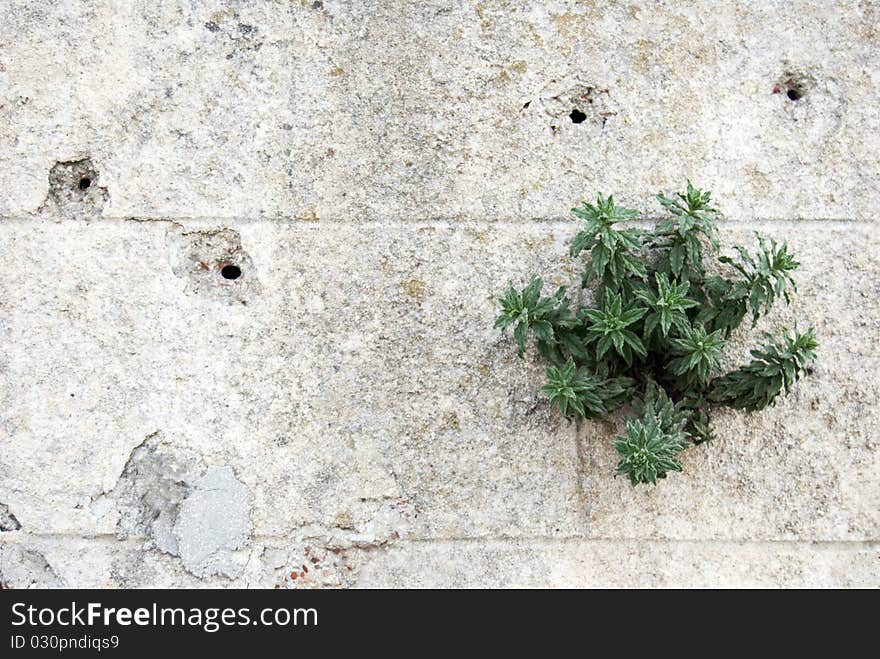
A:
[495,182,817,485]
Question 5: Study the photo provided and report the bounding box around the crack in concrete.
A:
[7,531,878,547]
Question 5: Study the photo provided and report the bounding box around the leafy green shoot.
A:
[495,182,817,486]
[541,359,632,419]
[668,323,726,388]
[635,273,698,340]
[570,194,646,289]
[582,293,647,365]
[710,327,818,411]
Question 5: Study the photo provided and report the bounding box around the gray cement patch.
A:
[109,433,253,578]
[173,466,252,578]
[112,431,202,555]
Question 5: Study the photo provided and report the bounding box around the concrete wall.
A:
[0,0,877,587]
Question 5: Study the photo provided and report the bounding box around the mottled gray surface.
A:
[2,1,879,222]
[355,539,880,588]
[0,0,878,587]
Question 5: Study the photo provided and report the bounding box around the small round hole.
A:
[786,88,803,101]
[569,109,587,124]
[220,264,242,280]
[78,177,91,190]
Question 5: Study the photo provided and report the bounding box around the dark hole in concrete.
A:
[221,264,242,280]
[569,109,587,124]
[78,177,91,190]
[787,88,803,101]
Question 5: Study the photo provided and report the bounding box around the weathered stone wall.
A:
[1,1,877,587]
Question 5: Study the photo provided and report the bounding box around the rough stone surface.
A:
[355,539,880,588]
[0,1,877,587]
[2,1,879,222]
[112,431,201,555]
[0,544,61,588]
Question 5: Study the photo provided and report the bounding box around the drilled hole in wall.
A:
[220,264,242,280]
[569,109,587,124]
[775,74,808,102]
[78,177,91,190]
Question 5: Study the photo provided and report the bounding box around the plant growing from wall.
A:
[495,182,817,485]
